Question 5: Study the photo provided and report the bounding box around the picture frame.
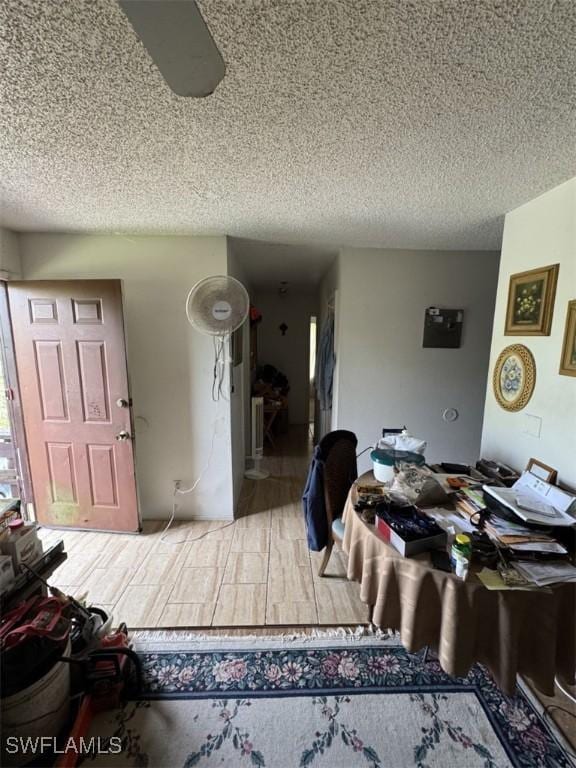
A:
[504,263,559,336]
[526,458,557,485]
[492,343,536,412]
[559,299,576,377]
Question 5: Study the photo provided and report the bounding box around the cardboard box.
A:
[0,554,15,591]
[0,525,43,572]
[375,514,447,557]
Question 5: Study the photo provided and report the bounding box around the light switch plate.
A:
[522,413,542,438]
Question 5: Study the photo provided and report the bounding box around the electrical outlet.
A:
[173,479,181,491]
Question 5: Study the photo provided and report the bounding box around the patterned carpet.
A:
[88,636,572,768]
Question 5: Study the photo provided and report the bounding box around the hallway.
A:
[40,427,368,629]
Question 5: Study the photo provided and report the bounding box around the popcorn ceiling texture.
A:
[1,0,575,249]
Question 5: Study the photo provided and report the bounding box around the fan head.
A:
[186,275,249,335]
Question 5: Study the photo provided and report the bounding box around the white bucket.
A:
[372,461,395,483]
[1,640,71,766]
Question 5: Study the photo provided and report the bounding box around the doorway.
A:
[251,287,317,448]
[226,238,338,502]
[0,323,22,503]
[309,314,317,440]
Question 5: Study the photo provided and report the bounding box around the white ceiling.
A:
[1,0,575,250]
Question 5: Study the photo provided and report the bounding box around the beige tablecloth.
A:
[342,475,575,696]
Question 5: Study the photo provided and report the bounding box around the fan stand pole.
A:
[244,457,269,480]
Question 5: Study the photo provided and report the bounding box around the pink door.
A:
[8,280,140,532]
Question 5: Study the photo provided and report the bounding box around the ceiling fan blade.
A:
[118,0,225,97]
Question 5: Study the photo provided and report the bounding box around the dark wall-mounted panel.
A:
[423,307,463,348]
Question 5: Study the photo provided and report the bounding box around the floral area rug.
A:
[86,635,573,768]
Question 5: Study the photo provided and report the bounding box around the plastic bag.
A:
[378,430,427,455]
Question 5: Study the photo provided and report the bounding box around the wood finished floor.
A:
[39,427,368,630]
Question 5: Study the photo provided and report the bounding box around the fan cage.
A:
[185,275,249,336]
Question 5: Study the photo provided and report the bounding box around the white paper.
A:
[483,484,575,527]
[514,471,576,515]
[488,517,538,534]
[426,507,475,534]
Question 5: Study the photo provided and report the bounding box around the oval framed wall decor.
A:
[493,344,536,412]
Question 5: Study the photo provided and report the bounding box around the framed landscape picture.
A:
[505,263,559,335]
[559,299,576,377]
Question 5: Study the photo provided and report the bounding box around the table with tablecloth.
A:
[342,472,575,696]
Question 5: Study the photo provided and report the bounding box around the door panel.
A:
[36,341,70,420]
[47,442,77,503]
[87,444,118,506]
[77,340,110,422]
[8,280,139,532]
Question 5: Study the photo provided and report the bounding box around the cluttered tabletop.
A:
[340,436,575,696]
[348,456,576,592]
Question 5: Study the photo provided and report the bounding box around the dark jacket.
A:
[302,444,328,551]
[302,430,358,552]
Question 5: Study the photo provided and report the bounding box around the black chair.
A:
[317,430,358,577]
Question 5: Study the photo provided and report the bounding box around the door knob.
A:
[115,430,132,441]
[116,398,131,408]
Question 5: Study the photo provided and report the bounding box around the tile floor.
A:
[36,428,576,750]
[39,427,368,629]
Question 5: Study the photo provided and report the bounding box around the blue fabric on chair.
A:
[302,445,328,551]
[315,315,335,411]
[302,430,358,552]
[331,517,345,540]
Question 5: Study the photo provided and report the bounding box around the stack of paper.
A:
[485,516,554,547]
[508,541,567,555]
[513,560,576,587]
[454,487,485,522]
[484,515,569,557]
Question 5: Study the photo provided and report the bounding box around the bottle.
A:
[0,518,42,571]
[450,533,471,579]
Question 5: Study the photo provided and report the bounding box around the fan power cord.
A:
[158,413,272,547]
[212,334,229,402]
[159,411,230,546]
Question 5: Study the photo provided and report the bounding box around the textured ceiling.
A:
[1,0,575,250]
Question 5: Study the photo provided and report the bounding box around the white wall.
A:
[481,178,576,487]
[0,227,22,278]
[254,289,318,424]
[335,248,500,472]
[19,234,234,520]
